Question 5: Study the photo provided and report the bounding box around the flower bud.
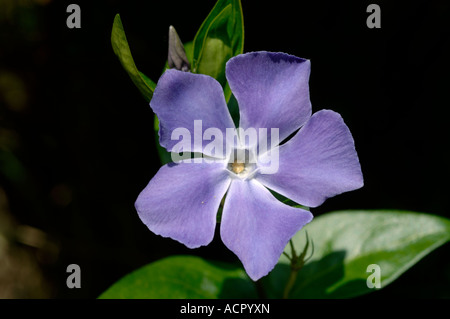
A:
[168,25,190,72]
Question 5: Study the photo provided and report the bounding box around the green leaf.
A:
[153,116,172,165]
[111,14,156,102]
[192,0,244,101]
[99,255,257,299]
[184,41,194,66]
[226,92,239,128]
[265,210,450,299]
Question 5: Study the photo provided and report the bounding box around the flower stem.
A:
[282,264,299,299]
[255,279,267,299]
[282,232,313,299]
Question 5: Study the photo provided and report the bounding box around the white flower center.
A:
[226,148,258,180]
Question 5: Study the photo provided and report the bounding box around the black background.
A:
[0,0,449,298]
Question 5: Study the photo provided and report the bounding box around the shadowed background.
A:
[0,0,449,298]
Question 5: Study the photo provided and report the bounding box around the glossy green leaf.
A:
[111,14,155,102]
[192,0,244,101]
[99,255,257,299]
[265,210,450,299]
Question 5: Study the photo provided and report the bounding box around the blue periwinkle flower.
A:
[135,51,363,281]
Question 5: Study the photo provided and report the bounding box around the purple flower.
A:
[135,51,363,281]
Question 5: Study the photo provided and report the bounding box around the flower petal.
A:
[220,179,313,281]
[135,162,231,248]
[256,109,364,208]
[150,69,235,156]
[226,51,312,144]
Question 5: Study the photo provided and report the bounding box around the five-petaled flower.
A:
[135,51,363,281]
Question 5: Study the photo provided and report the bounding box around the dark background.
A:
[0,0,449,298]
